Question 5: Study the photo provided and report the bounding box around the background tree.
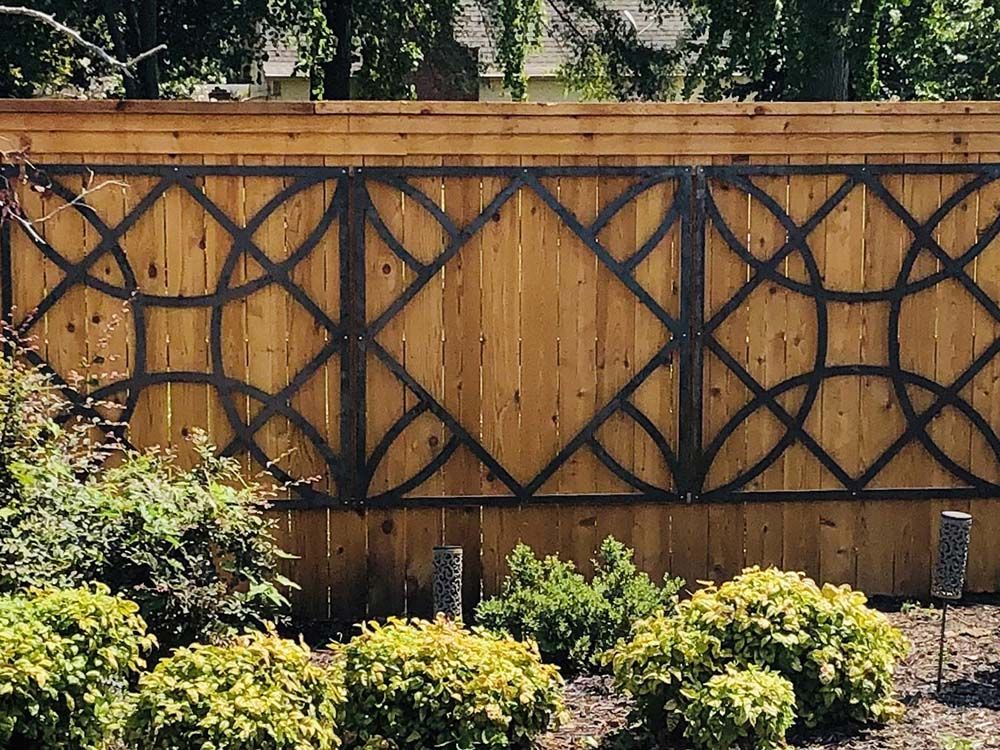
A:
[550,0,1000,101]
[0,4,165,97]
[0,0,305,98]
[0,5,102,97]
[0,0,541,101]
[302,0,541,100]
[875,0,1000,100]
[2,0,999,101]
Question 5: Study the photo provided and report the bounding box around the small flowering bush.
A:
[611,568,908,746]
[681,665,796,750]
[0,585,154,750]
[336,616,565,749]
[124,630,344,750]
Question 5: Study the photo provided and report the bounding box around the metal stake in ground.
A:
[932,510,973,694]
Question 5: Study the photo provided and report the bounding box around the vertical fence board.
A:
[816,154,862,586]
[855,154,904,595]
[968,151,1000,592]
[478,156,521,598]
[363,155,408,617]
[704,155,748,582]
[778,155,827,581]
[743,154,789,569]
[890,155,941,596]
[441,158,486,617]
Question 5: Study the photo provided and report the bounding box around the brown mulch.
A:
[541,599,1000,750]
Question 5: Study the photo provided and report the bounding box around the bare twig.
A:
[31,168,128,223]
[1,139,128,236]
[0,5,166,78]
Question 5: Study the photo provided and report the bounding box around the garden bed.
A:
[542,598,1000,750]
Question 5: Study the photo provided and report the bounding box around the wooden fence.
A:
[4,101,1000,622]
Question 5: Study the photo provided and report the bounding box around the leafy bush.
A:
[611,567,908,740]
[476,536,683,673]
[124,630,343,750]
[336,616,565,749]
[681,665,796,750]
[0,353,294,652]
[0,585,154,750]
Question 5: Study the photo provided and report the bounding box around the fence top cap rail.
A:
[5,99,1000,117]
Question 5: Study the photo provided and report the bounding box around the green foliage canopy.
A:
[610,567,909,744]
[0,354,294,654]
[2,0,998,101]
[124,630,344,750]
[335,616,565,749]
[681,664,797,750]
[0,0,300,98]
[549,0,1000,101]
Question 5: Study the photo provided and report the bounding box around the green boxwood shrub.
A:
[0,353,294,652]
[0,585,154,750]
[681,665,796,750]
[124,630,344,750]
[611,567,908,743]
[336,616,565,750]
[476,536,683,673]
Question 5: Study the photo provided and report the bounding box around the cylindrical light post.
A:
[932,510,973,693]
[432,545,464,621]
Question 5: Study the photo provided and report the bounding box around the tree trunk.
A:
[795,0,852,100]
[321,0,353,99]
[135,0,160,98]
[103,0,139,98]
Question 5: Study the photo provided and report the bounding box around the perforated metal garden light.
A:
[432,545,463,621]
[932,510,973,693]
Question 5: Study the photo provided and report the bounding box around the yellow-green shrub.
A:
[681,665,796,750]
[124,630,343,750]
[336,616,565,749]
[611,568,908,739]
[0,585,154,750]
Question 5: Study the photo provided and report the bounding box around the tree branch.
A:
[0,5,165,77]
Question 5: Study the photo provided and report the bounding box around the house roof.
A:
[260,0,685,81]
[262,43,300,79]
[456,0,685,78]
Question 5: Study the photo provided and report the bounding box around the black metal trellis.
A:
[354,164,692,508]
[695,162,1000,504]
[1,163,352,507]
[3,160,1000,508]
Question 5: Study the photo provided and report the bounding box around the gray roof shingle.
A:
[456,0,685,78]
[261,1,685,80]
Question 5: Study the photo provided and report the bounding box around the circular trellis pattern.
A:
[698,167,1000,499]
[8,164,349,505]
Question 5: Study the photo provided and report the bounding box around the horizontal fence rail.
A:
[6,101,1000,615]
